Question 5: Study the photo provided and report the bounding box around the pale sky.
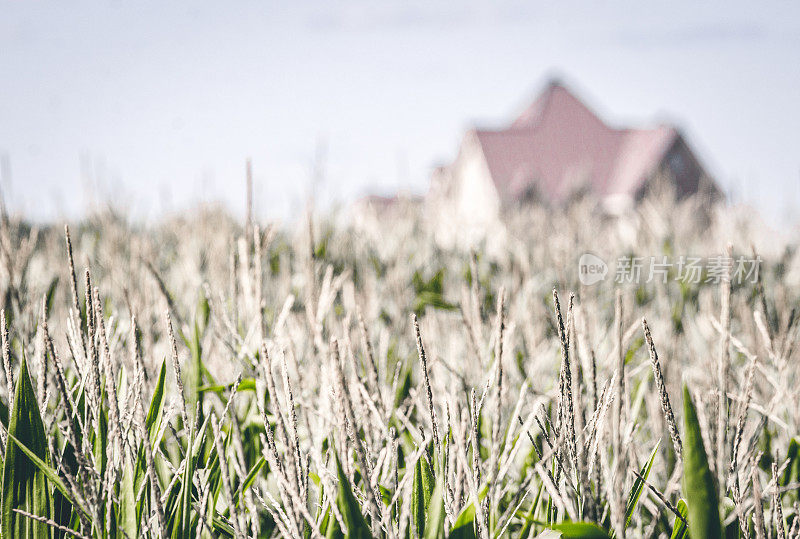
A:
[1,1,799,224]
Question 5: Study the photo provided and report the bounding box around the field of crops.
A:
[0,193,798,538]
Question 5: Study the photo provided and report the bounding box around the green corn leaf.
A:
[378,484,391,506]
[0,398,7,433]
[449,501,477,539]
[551,522,610,538]
[682,384,721,539]
[191,317,205,427]
[412,453,435,537]
[5,434,89,522]
[198,378,257,394]
[135,359,168,528]
[52,411,80,534]
[393,366,413,409]
[422,481,445,539]
[779,438,799,486]
[119,455,138,539]
[196,289,210,333]
[625,439,660,528]
[192,414,210,459]
[791,440,800,499]
[669,499,688,539]
[211,512,236,537]
[170,422,196,539]
[311,467,329,539]
[2,355,53,538]
[163,416,210,539]
[235,457,266,507]
[519,482,544,539]
[203,441,223,533]
[146,359,168,442]
[92,396,108,484]
[135,359,168,486]
[327,452,370,539]
[45,276,59,315]
[318,506,332,537]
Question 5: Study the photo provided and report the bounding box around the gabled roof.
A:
[473,80,682,202]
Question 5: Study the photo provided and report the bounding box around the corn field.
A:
[0,192,798,538]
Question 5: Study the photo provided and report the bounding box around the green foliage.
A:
[2,355,52,538]
[551,522,610,538]
[393,364,413,409]
[449,501,477,539]
[682,385,722,539]
[119,456,138,538]
[134,359,168,530]
[669,500,688,539]
[519,483,544,539]
[328,452,371,539]
[422,481,445,539]
[412,454,436,537]
[779,438,800,488]
[198,378,257,395]
[625,440,659,529]
[624,336,644,365]
[412,269,456,313]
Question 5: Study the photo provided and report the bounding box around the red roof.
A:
[473,81,680,202]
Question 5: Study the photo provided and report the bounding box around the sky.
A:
[1,1,799,224]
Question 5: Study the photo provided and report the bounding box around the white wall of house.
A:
[427,131,503,249]
[457,158,499,226]
[453,132,500,225]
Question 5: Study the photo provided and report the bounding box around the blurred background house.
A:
[349,191,423,229]
[427,79,721,231]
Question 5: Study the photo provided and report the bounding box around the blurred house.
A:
[349,192,423,229]
[428,79,720,228]
[351,193,422,214]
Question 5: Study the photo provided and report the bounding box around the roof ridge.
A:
[511,81,608,132]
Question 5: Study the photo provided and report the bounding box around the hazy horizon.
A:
[1,1,799,225]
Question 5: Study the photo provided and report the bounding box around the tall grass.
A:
[0,193,796,537]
